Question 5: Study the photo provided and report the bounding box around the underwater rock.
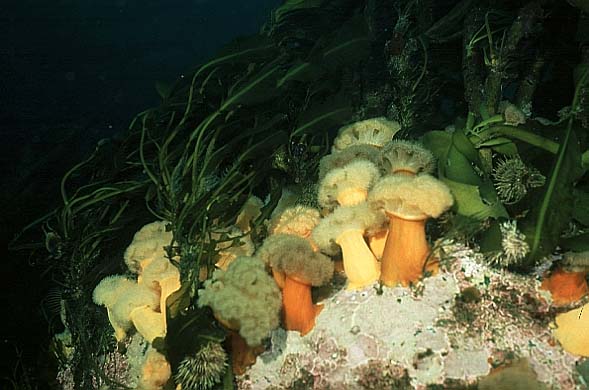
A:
[236,252,581,389]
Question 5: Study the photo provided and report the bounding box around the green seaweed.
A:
[519,68,588,267]
[422,129,507,219]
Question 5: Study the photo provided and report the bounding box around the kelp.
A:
[426,81,589,270]
[267,0,359,48]
[424,0,473,43]
[519,68,588,267]
[276,14,372,88]
[422,129,507,219]
[420,1,589,271]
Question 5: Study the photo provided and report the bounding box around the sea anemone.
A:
[174,342,228,390]
[331,117,401,152]
[257,234,333,335]
[268,205,321,245]
[540,266,588,306]
[379,140,435,176]
[93,222,179,342]
[312,202,385,290]
[139,255,181,333]
[364,221,389,260]
[318,144,381,180]
[368,174,453,286]
[553,302,589,356]
[197,256,281,347]
[235,195,264,233]
[92,275,136,309]
[137,347,171,390]
[124,221,173,274]
[198,256,281,374]
[129,305,167,345]
[562,250,589,272]
[93,275,160,342]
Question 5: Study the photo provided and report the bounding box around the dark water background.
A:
[2,0,280,150]
[1,0,278,386]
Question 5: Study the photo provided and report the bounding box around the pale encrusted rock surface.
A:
[237,251,583,390]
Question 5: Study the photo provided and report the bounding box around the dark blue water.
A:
[2,0,279,141]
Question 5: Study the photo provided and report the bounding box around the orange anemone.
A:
[540,268,588,306]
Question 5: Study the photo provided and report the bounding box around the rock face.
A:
[237,253,581,390]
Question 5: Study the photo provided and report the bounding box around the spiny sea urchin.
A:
[174,342,227,390]
[492,157,545,204]
[488,220,530,267]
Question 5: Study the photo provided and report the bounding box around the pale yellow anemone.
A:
[553,302,589,356]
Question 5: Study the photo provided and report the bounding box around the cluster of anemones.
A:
[90,117,589,390]
[90,117,455,386]
[195,116,589,382]
[194,117,455,376]
[312,117,453,289]
[92,221,180,389]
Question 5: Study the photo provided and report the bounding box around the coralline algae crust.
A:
[238,258,581,390]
